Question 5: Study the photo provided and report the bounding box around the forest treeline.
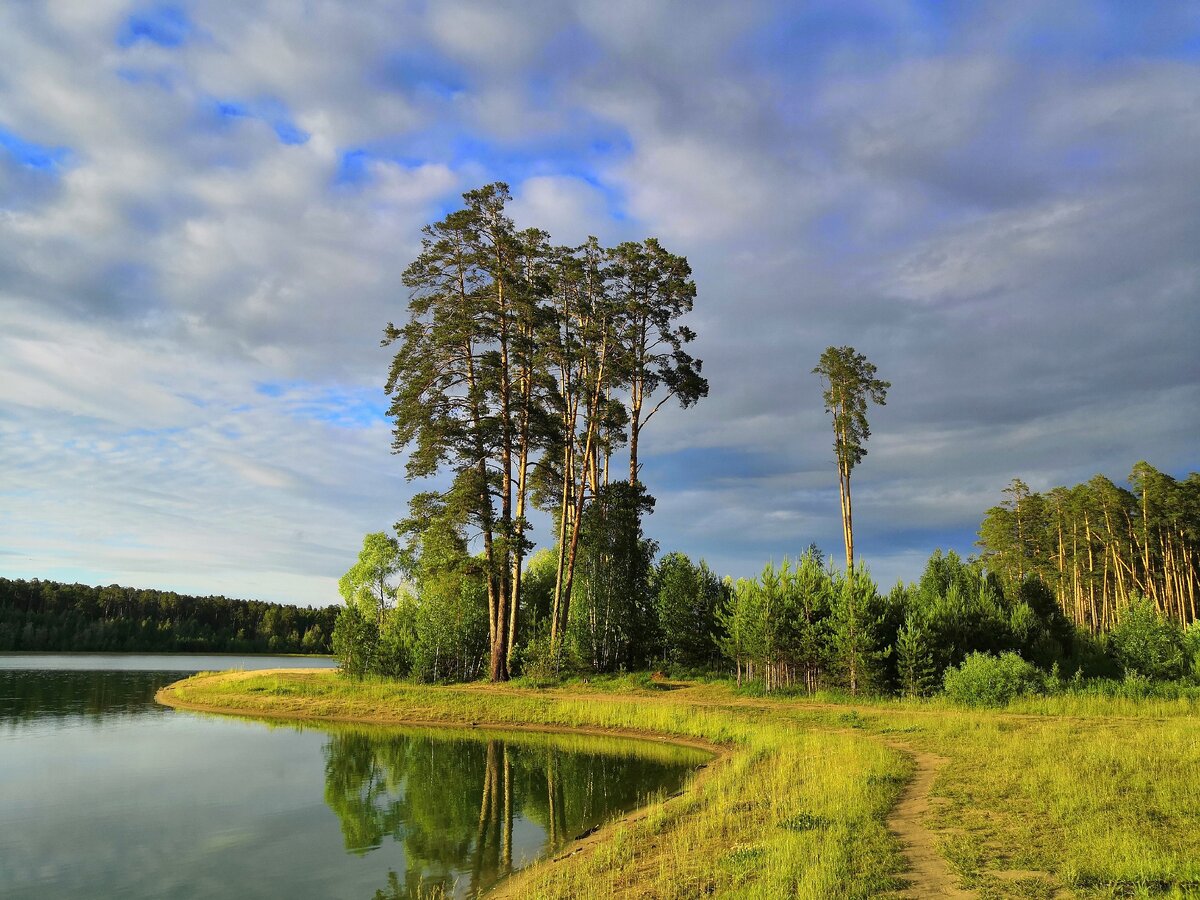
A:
[977,462,1198,630]
[335,467,1200,699]
[335,537,1191,692]
[0,578,338,654]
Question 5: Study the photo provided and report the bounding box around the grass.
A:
[892,712,1200,898]
[159,672,1200,899]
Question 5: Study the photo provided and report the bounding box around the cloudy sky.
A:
[1,1,1197,607]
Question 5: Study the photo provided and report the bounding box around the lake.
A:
[0,654,706,898]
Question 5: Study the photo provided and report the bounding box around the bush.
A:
[517,624,583,685]
[1063,627,1121,679]
[942,651,1049,707]
[374,607,414,678]
[1183,622,1200,682]
[1109,598,1185,680]
[331,605,378,679]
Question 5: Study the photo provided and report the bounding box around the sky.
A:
[1,1,1197,607]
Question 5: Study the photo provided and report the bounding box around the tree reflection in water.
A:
[321,726,706,898]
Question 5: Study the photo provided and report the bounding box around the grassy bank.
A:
[159,672,1200,899]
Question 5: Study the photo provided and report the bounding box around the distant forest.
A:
[0,578,338,654]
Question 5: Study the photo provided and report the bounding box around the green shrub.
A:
[1050,673,1200,701]
[1109,597,1185,680]
[1183,622,1200,682]
[374,607,414,678]
[516,625,583,685]
[942,651,1048,707]
[331,605,378,679]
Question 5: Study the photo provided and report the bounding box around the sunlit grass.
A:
[161,672,1200,899]
[884,713,1200,897]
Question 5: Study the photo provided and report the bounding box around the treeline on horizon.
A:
[0,578,339,654]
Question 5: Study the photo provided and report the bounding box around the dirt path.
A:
[886,744,974,899]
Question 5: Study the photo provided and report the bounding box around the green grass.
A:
[160,672,1200,899]
[897,713,1200,897]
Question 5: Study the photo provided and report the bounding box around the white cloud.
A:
[508,175,614,245]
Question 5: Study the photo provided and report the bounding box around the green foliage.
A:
[654,552,725,670]
[519,548,558,639]
[405,517,489,683]
[567,481,658,673]
[780,550,835,691]
[517,622,583,684]
[338,532,406,625]
[942,651,1048,707]
[332,604,379,679]
[895,615,938,698]
[977,463,1200,635]
[1109,597,1185,680]
[609,237,707,484]
[375,600,416,679]
[1015,578,1075,663]
[917,551,1013,667]
[717,550,846,693]
[812,345,889,575]
[811,346,890,476]
[409,568,489,683]
[383,184,708,683]
[828,566,890,695]
[1060,627,1120,679]
[879,550,1075,693]
[1184,622,1200,681]
[331,522,491,683]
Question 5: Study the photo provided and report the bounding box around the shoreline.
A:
[155,676,727,758]
[153,669,1198,899]
[154,670,917,897]
[157,670,732,898]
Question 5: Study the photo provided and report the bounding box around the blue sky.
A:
[0,1,1197,606]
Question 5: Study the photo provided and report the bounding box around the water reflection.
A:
[321,726,708,898]
[0,654,334,728]
[0,662,705,900]
[0,668,177,726]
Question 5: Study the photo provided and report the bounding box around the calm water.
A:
[0,654,705,899]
